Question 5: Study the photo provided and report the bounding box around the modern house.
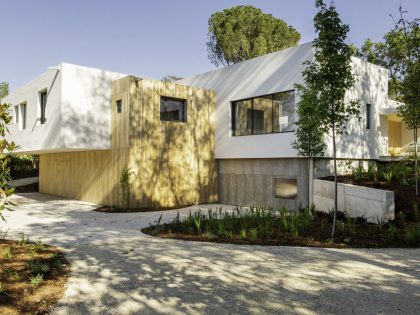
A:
[1,42,410,209]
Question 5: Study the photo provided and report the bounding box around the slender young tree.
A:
[300,0,359,237]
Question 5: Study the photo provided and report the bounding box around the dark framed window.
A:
[160,97,187,122]
[275,178,297,199]
[366,103,371,129]
[39,90,47,124]
[116,100,122,113]
[232,90,295,136]
[14,105,19,124]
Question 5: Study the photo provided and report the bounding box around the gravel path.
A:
[1,193,419,315]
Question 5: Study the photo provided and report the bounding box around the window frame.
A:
[160,96,187,123]
[366,103,371,129]
[19,102,27,130]
[231,89,295,137]
[39,89,48,125]
[116,99,122,113]
[274,177,298,200]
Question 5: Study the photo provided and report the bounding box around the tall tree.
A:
[207,5,301,67]
[391,8,420,195]
[0,82,8,99]
[299,0,359,237]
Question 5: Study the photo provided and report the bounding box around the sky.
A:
[1,0,419,91]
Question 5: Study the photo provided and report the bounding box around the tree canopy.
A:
[0,82,8,99]
[207,5,301,67]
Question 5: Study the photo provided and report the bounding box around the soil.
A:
[14,183,39,194]
[142,211,420,248]
[321,175,420,222]
[94,205,193,213]
[0,240,70,315]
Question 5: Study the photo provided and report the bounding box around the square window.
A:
[160,97,187,122]
[116,100,122,113]
[275,178,297,199]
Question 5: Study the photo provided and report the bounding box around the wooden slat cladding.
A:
[39,76,217,207]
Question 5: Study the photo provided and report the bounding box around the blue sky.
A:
[1,0,419,91]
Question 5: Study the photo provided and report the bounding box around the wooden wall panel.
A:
[40,76,217,208]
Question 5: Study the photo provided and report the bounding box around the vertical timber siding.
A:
[40,76,217,207]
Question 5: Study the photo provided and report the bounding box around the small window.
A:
[20,103,26,130]
[39,90,47,124]
[116,100,122,113]
[160,97,187,122]
[366,104,371,129]
[275,178,297,199]
[14,105,19,124]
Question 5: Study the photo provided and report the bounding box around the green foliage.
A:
[161,74,183,83]
[11,154,39,171]
[0,282,5,294]
[207,5,300,67]
[249,228,257,241]
[405,223,420,245]
[240,228,247,240]
[17,233,29,246]
[0,99,19,221]
[292,84,326,157]
[300,0,360,237]
[388,223,399,239]
[0,82,8,99]
[337,220,345,233]
[353,164,365,182]
[120,167,134,210]
[29,274,43,286]
[2,246,11,258]
[28,260,50,275]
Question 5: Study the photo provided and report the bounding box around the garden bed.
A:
[142,207,420,248]
[0,237,70,314]
[321,174,419,222]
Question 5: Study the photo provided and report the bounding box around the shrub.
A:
[28,260,50,275]
[405,224,420,246]
[2,246,11,258]
[120,167,134,210]
[249,228,257,241]
[29,274,43,286]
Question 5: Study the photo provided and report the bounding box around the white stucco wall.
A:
[2,63,125,153]
[179,42,391,160]
[2,67,63,152]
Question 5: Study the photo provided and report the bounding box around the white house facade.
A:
[1,43,406,209]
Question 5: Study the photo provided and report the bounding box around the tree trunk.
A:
[415,127,418,196]
[331,128,338,238]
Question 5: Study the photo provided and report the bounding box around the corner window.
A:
[116,100,122,113]
[366,104,371,129]
[19,103,26,130]
[14,105,19,124]
[232,90,295,136]
[275,178,297,199]
[39,90,47,124]
[160,97,187,122]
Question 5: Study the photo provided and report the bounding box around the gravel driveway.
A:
[1,193,419,315]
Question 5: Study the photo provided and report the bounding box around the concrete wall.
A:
[313,179,395,223]
[218,158,309,210]
[179,42,392,160]
[3,63,125,153]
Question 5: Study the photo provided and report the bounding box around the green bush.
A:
[10,154,39,171]
[405,224,420,246]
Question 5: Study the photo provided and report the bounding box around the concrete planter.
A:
[313,179,395,223]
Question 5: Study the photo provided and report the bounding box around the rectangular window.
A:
[39,90,47,124]
[160,97,187,122]
[14,105,19,124]
[366,104,371,129]
[232,90,295,136]
[275,178,297,199]
[116,100,122,113]
[20,103,26,130]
